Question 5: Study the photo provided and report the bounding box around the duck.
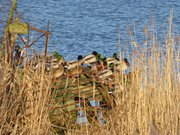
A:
[95,64,115,89]
[64,65,83,78]
[82,51,98,66]
[65,55,83,70]
[49,63,65,79]
[46,54,65,69]
[98,69,113,80]
[90,60,104,74]
[29,52,65,78]
[13,45,23,66]
[30,51,65,69]
[45,55,65,79]
[115,58,130,71]
[96,53,106,62]
[110,58,130,72]
[106,53,119,65]
[64,55,83,77]
[45,58,64,71]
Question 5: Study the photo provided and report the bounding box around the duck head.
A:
[122,58,130,68]
[77,55,83,62]
[112,53,119,60]
[92,51,98,56]
[96,53,106,61]
[109,63,115,72]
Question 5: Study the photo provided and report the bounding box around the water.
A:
[1,0,180,60]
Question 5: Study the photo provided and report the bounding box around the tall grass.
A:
[0,57,52,134]
[0,14,179,134]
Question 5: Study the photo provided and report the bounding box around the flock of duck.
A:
[14,45,130,82]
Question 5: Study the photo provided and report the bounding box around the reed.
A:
[0,55,52,134]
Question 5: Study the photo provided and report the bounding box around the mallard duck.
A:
[115,58,130,71]
[91,60,108,70]
[106,53,119,65]
[29,52,65,78]
[96,53,106,62]
[50,64,64,78]
[64,55,83,77]
[90,60,104,73]
[103,61,108,70]
[64,65,83,77]
[98,69,113,79]
[110,58,130,72]
[45,56,65,78]
[13,45,23,66]
[31,52,65,70]
[65,55,83,70]
[90,60,109,75]
[82,51,98,65]
[45,58,64,71]
[96,68,115,89]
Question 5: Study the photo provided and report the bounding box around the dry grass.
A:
[0,59,52,134]
[0,14,179,135]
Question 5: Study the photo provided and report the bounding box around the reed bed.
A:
[0,14,179,135]
[65,14,179,135]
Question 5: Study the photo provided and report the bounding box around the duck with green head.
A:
[109,58,130,72]
[24,51,64,79]
[45,52,65,78]
[106,52,119,65]
[82,51,99,66]
[64,55,83,77]
[46,52,65,68]
[65,55,83,70]
[96,53,106,62]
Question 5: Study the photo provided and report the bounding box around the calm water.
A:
[1,0,180,60]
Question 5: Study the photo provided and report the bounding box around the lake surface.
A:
[1,0,180,60]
